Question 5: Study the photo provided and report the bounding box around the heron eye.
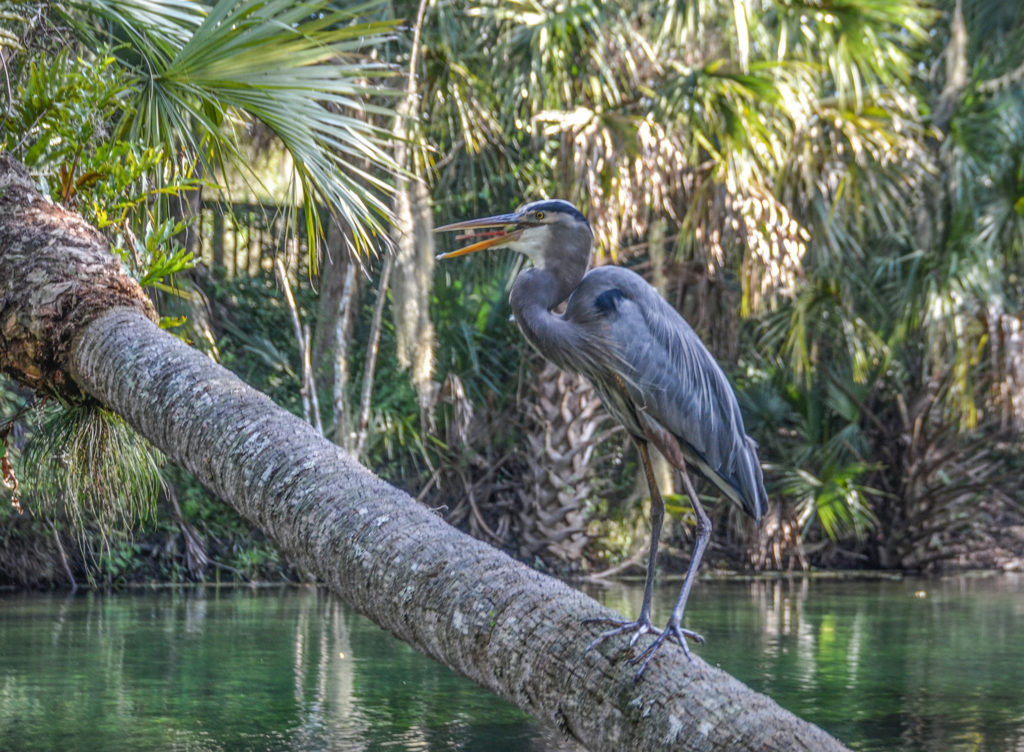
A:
[534,211,545,221]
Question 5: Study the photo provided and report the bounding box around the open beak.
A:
[434,212,525,260]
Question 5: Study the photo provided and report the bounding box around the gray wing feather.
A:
[566,266,767,520]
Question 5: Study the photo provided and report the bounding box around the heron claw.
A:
[629,620,704,680]
[584,615,704,680]
[582,617,661,654]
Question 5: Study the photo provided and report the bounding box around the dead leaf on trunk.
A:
[1,435,23,514]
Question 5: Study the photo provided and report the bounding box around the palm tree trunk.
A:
[518,361,610,568]
[0,154,849,752]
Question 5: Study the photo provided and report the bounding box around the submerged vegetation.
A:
[1,0,1023,587]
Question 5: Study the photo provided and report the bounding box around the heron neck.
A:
[508,264,586,373]
[509,265,579,316]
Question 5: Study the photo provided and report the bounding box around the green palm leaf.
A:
[64,0,401,255]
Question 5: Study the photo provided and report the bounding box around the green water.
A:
[0,576,1021,751]
[608,575,1024,751]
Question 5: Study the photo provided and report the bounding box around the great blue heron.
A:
[435,199,767,677]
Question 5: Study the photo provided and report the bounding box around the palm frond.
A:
[64,0,401,256]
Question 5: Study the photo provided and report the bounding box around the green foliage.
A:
[226,541,285,579]
[7,49,124,177]
[736,357,878,542]
[83,143,193,228]
[347,255,528,485]
[209,272,310,412]
[431,253,526,402]
[3,45,200,301]
[138,241,194,292]
[61,0,401,257]
[97,540,143,583]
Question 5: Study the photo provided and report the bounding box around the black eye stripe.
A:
[519,200,589,224]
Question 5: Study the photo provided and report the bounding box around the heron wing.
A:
[567,266,767,519]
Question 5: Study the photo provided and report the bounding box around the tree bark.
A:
[0,155,156,400]
[0,154,850,752]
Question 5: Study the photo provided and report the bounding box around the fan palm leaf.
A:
[63,0,401,255]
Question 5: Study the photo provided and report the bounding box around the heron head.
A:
[435,199,593,270]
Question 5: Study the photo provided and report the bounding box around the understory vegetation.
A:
[2,0,1023,588]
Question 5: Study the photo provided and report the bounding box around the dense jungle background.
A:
[1,0,1023,589]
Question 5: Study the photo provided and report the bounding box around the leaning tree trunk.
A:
[0,155,850,752]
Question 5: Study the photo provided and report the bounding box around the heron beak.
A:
[434,212,525,260]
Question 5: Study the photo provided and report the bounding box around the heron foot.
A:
[629,620,704,680]
[583,616,704,679]
[582,616,662,654]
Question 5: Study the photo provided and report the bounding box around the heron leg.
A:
[630,465,711,677]
[584,443,676,660]
[636,441,663,625]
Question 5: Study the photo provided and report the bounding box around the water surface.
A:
[0,575,1021,751]
[609,575,1024,752]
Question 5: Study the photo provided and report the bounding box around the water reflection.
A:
[589,574,1024,752]
[0,577,1022,751]
[0,587,567,751]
